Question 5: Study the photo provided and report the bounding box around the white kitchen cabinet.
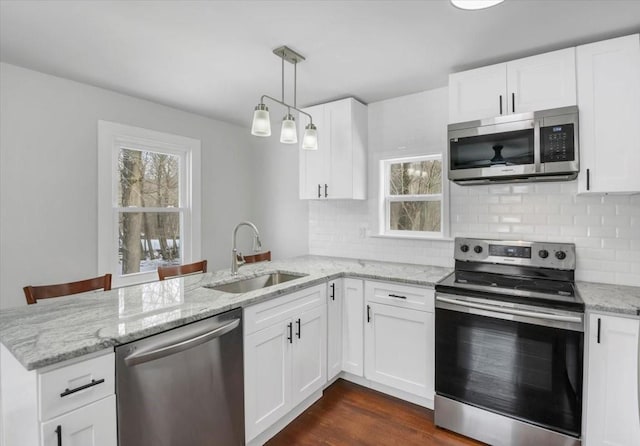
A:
[584,313,640,446]
[577,34,640,194]
[449,47,576,123]
[299,97,367,200]
[41,395,117,446]
[363,281,434,399]
[327,279,343,380]
[244,321,290,440]
[0,346,116,446]
[243,284,327,442]
[342,278,364,376]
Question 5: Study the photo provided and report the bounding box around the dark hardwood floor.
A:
[266,379,484,446]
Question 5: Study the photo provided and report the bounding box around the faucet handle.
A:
[236,252,246,265]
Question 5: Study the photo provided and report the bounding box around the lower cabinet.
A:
[0,346,116,446]
[364,302,433,398]
[342,278,364,376]
[41,395,117,446]
[363,281,435,400]
[327,279,343,380]
[244,284,327,442]
[584,312,640,446]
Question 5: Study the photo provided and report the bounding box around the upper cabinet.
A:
[449,48,576,123]
[576,34,640,194]
[299,98,367,200]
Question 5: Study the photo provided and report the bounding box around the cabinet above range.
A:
[448,47,577,124]
[299,98,367,200]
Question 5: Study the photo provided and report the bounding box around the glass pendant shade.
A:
[451,0,504,10]
[251,103,271,137]
[280,114,298,144]
[302,123,318,150]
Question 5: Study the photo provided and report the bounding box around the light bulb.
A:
[251,103,271,137]
[280,113,297,144]
[302,123,318,150]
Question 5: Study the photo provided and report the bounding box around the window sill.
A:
[370,233,454,242]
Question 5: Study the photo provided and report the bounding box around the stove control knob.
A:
[555,251,567,260]
[460,244,469,253]
[474,245,483,254]
[538,249,549,259]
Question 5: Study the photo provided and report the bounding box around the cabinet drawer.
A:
[39,351,114,421]
[244,283,326,335]
[365,281,434,312]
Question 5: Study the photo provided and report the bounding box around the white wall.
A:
[0,62,254,309]
[249,136,309,261]
[309,87,640,286]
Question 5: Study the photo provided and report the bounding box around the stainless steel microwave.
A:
[448,106,579,185]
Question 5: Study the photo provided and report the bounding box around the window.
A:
[98,121,201,287]
[379,154,447,238]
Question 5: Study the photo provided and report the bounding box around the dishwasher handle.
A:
[124,318,240,366]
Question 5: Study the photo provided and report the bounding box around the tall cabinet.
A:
[584,312,640,445]
[576,34,640,194]
[299,98,367,200]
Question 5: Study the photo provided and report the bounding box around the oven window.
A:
[435,308,583,437]
[450,129,534,170]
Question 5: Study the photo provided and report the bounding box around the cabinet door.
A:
[326,99,352,199]
[364,303,433,398]
[448,63,506,123]
[585,313,640,446]
[327,279,343,380]
[507,47,576,114]
[577,34,640,194]
[342,278,364,376]
[291,304,327,406]
[244,322,291,441]
[299,103,329,199]
[41,395,117,446]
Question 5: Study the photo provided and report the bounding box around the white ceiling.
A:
[1,0,639,128]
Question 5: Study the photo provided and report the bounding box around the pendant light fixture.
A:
[250,46,318,150]
[451,0,504,10]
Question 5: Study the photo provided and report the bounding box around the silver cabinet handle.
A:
[436,295,583,323]
[124,318,240,366]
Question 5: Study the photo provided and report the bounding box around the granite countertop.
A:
[577,281,640,316]
[2,254,639,371]
[0,255,451,371]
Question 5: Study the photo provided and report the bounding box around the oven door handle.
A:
[436,295,583,324]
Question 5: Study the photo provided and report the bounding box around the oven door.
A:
[448,118,538,181]
[435,293,584,438]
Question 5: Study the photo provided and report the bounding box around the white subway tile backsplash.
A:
[308,94,639,287]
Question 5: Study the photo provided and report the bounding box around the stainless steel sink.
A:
[208,272,307,294]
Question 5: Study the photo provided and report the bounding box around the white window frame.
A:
[379,154,449,239]
[98,121,201,287]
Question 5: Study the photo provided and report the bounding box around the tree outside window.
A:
[118,148,182,275]
[98,121,201,287]
[381,155,445,237]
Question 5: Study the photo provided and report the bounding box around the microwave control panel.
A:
[541,124,575,162]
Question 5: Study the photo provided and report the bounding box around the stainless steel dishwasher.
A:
[116,308,244,446]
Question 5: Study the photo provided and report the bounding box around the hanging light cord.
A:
[294,59,297,109]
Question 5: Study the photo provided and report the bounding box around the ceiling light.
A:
[280,112,298,144]
[451,0,504,10]
[250,46,317,150]
[302,122,318,150]
[251,103,271,137]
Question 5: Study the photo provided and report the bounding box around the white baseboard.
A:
[338,371,434,410]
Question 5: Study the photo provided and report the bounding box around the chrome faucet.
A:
[231,221,262,275]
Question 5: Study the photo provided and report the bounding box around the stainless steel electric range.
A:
[434,238,584,446]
